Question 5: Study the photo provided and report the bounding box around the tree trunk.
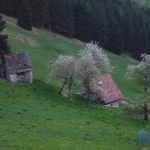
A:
[68,76,73,100]
[143,76,150,99]
[59,78,67,94]
[143,103,148,120]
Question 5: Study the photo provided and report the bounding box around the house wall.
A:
[105,101,119,108]
[24,71,32,83]
[7,71,32,83]
[8,74,18,83]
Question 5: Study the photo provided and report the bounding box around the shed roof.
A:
[93,74,124,104]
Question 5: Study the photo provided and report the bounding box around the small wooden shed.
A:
[93,74,124,107]
[0,51,32,83]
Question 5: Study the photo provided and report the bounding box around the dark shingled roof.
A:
[4,51,32,74]
[93,74,124,104]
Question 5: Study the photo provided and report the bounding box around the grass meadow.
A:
[0,15,150,149]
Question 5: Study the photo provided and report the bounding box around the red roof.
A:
[4,52,16,57]
[93,74,124,104]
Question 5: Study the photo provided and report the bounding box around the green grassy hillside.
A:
[1,15,149,150]
[2,15,141,100]
[1,80,150,150]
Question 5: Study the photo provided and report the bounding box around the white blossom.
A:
[47,55,76,81]
[126,54,150,99]
[77,41,113,101]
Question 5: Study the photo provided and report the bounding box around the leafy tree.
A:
[0,16,10,61]
[126,54,150,120]
[17,0,32,30]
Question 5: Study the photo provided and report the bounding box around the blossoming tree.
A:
[48,55,76,99]
[77,41,113,101]
[48,41,113,101]
[126,54,150,120]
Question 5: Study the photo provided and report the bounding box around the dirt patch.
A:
[0,14,18,26]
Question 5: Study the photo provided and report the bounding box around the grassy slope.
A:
[1,80,150,150]
[4,15,141,100]
[0,15,149,150]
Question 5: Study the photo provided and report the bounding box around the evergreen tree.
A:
[28,0,50,29]
[134,26,149,60]
[93,0,109,46]
[74,0,94,41]
[132,11,140,54]
[0,16,10,61]
[108,22,123,54]
[17,0,32,30]
[0,0,13,16]
[12,0,23,17]
[121,13,133,53]
[51,0,74,37]
[28,0,41,28]
[64,0,74,37]
[41,0,49,29]
[51,0,63,32]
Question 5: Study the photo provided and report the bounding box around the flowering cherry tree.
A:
[126,54,150,120]
[78,41,113,74]
[48,55,76,99]
[77,41,113,101]
[48,41,113,101]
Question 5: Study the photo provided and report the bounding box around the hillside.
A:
[1,14,141,100]
[1,15,150,150]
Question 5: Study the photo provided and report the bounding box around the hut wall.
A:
[8,74,18,83]
[105,101,119,107]
[7,71,32,83]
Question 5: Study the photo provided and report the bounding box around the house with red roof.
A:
[93,74,124,107]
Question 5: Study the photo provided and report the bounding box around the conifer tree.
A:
[41,0,49,29]
[108,22,123,54]
[51,0,63,32]
[0,16,10,61]
[134,26,149,60]
[94,0,108,46]
[121,13,133,53]
[0,0,13,16]
[17,0,32,30]
[12,0,23,17]
[28,0,50,29]
[51,0,74,37]
[28,0,41,28]
[74,0,94,41]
